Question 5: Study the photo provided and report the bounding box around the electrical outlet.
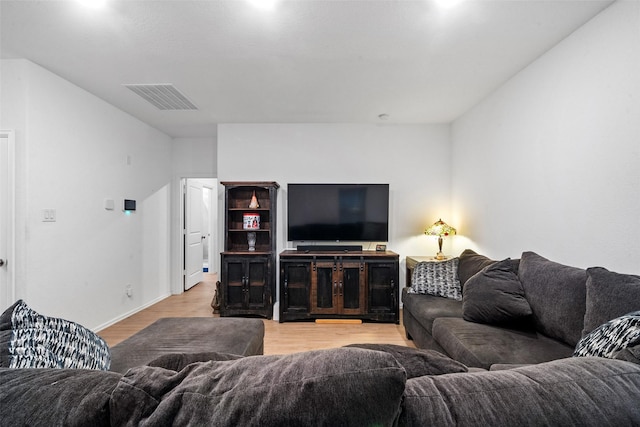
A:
[126,284,133,297]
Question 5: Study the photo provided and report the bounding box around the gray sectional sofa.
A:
[1,255,640,426]
[403,249,640,369]
[1,345,640,426]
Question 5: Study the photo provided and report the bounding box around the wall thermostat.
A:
[124,199,136,211]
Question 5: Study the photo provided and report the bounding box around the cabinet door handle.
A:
[333,281,338,296]
[339,281,343,296]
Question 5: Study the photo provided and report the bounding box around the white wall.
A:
[170,137,217,293]
[172,137,217,179]
[218,123,452,287]
[451,0,640,274]
[0,59,174,329]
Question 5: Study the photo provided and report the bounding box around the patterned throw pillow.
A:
[573,311,640,358]
[0,300,110,370]
[409,258,462,301]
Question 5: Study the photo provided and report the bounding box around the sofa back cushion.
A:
[110,347,406,426]
[462,258,532,326]
[583,267,640,336]
[458,250,497,287]
[457,249,520,290]
[0,367,121,426]
[518,252,587,347]
[400,357,640,426]
[616,344,640,364]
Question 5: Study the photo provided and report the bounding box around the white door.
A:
[185,179,204,290]
[0,130,15,310]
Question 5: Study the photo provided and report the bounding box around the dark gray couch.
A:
[1,346,640,426]
[2,262,640,425]
[403,250,640,369]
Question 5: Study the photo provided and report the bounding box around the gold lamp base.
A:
[435,236,445,259]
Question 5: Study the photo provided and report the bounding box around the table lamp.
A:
[425,218,457,260]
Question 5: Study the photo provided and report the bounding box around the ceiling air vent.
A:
[124,84,198,110]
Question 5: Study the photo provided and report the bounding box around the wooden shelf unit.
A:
[219,181,279,319]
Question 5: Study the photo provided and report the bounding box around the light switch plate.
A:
[104,199,115,210]
[42,209,56,222]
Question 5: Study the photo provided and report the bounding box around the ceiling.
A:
[1,0,614,138]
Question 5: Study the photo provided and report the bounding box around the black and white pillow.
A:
[574,311,640,358]
[409,258,462,301]
[0,300,111,370]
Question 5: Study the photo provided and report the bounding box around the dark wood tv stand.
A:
[279,250,399,323]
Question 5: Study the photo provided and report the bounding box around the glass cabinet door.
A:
[224,259,246,308]
[310,260,366,315]
[282,262,310,313]
[340,261,365,314]
[312,262,336,313]
[368,262,397,314]
[247,258,268,309]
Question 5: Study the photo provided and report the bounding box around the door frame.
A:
[0,130,16,309]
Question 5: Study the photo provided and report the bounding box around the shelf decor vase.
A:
[249,191,259,209]
[247,232,257,251]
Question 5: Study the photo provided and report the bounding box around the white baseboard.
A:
[93,293,171,332]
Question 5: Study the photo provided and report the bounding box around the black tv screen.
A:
[287,183,389,242]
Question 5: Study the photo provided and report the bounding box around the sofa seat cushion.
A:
[402,288,462,334]
[110,347,406,426]
[0,367,121,426]
[432,317,574,369]
[400,357,640,426]
[402,307,448,353]
[108,317,264,373]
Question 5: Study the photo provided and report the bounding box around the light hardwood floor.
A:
[98,273,415,355]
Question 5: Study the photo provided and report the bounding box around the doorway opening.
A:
[182,178,217,291]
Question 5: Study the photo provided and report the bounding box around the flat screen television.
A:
[287,183,389,242]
